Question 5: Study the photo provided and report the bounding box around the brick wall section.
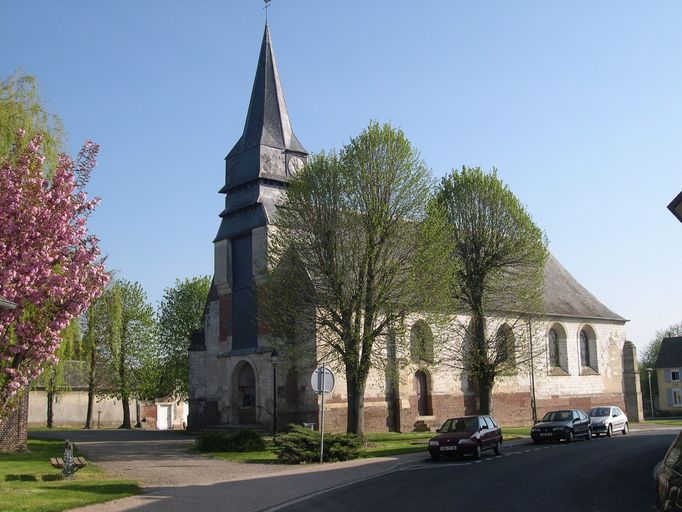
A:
[321,390,628,433]
[0,388,29,453]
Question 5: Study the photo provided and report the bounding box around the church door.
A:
[415,370,431,416]
[237,364,256,424]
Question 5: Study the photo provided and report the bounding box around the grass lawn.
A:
[196,430,529,463]
[0,438,139,512]
[645,419,682,426]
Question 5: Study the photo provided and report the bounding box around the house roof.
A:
[226,23,307,159]
[544,253,625,322]
[654,337,682,369]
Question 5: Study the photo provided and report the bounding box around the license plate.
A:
[440,446,457,451]
[540,433,553,437]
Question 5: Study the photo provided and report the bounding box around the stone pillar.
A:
[622,341,645,422]
[0,388,29,453]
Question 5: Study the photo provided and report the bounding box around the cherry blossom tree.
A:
[0,129,109,422]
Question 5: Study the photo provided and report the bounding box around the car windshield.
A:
[588,407,611,417]
[442,417,478,432]
[542,411,573,422]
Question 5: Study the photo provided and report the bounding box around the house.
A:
[654,336,682,412]
[187,24,644,432]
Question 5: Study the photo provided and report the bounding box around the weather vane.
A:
[264,0,272,23]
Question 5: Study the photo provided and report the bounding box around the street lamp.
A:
[271,349,278,438]
[647,368,655,419]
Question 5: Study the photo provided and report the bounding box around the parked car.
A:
[654,429,682,511]
[587,406,628,437]
[428,415,503,461]
[530,409,592,443]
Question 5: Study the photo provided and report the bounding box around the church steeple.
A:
[227,24,307,158]
[215,23,307,242]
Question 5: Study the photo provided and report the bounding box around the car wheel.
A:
[606,424,613,437]
[566,430,574,443]
[494,441,501,455]
[473,444,482,459]
[622,422,629,435]
[431,453,440,462]
[586,428,592,441]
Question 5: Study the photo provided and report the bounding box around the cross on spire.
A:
[264,0,272,23]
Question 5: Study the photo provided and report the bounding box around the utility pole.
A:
[647,368,655,419]
[527,319,537,424]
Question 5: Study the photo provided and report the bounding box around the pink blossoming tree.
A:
[0,130,109,422]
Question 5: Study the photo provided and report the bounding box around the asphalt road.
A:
[275,431,674,512]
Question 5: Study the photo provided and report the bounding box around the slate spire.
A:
[228,24,307,156]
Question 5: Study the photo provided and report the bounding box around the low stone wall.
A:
[28,391,124,427]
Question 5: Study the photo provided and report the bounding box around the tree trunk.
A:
[84,388,94,429]
[120,396,131,428]
[478,376,493,415]
[346,369,368,435]
[84,344,96,429]
[46,391,54,429]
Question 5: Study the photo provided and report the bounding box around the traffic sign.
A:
[311,367,335,394]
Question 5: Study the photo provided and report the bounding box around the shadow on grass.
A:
[44,482,141,494]
[5,474,38,481]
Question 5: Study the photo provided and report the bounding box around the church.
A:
[188,25,644,432]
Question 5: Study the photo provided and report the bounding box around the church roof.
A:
[544,253,625,322]
[227,24,307,158]
[654,337,682,368]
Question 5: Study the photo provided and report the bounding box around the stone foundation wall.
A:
[318,390,628,433]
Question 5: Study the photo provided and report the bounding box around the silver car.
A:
[587,406,629,437]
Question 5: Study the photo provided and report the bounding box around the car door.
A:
[478,416,490,447]
[486,416,501,444]
[571,410,582,435]
[575,410,587,436]
[580,410,590,434]
[612,407,624,430]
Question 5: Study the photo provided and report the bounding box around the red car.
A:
[428,415,503,461]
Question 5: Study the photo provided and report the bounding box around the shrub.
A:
[195,430,266,452]
[274,424,362,464]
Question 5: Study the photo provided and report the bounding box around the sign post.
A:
[310,364,335,463]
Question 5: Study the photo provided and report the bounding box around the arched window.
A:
[548,328,560,368]
[580,330,590,367]
[579,326,598,373]
[410,320,434,364]
[496,324,516,366]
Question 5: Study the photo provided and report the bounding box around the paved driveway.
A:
[30,429,410,511]
[31,423,677,511]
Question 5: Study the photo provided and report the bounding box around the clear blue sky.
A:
[2,1,680,356]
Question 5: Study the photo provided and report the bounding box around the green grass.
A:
[645,419,682,426]
[502,426,531,436]
[0,438,139,512]
[195,430,528,462]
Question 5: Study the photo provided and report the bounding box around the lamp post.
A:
[647,368,655,419]
[271,349,278,438]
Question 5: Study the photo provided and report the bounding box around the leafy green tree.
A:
[43,320,81,429]
[0,71,65,170]
[260,122,440,434]
[101,280,157,428]
[433,167,547,416]
[81,291,115,429]
[153,276,211,400]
